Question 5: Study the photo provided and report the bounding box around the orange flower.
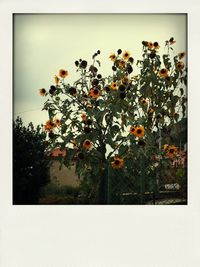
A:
[133,126,145,138]
[166,145,177,159]
[54,75,60,85]
[39,88,46,96]
[59,69,68,78]
[83,139,93,149]
[122,51,130,60]
[89,88,101,99]
[111,156,124,169]
[110,82,118,90]
[159,68,169,78]
[44,120,56,132]
[109,54,116,61]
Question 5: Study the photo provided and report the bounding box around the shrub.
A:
[13,117,50,204]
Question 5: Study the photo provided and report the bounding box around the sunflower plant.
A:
[39,38,187,204]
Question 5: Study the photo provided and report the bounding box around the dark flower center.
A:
[85,141,90,145]
[78,153,84,159]
[169,149,174,153]
[154,42,158,47]
[105,86,110,92]
[161,69,166,74]
[115,160,120,165]
[93,89,99,95]
[119,85,125,91]
[117,49,122,54]
[138,140,146,146]
[137,129,142,134]
[62,71,66,75]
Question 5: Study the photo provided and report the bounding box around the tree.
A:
[39,38,187,204]
[13,117,50,204]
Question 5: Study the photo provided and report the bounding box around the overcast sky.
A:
[14,14,186,126]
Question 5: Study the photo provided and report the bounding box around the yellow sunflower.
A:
[83,139,93,150]
[111,156,124,169]
[39,88,46,96]
[176,61,184,70]
[159,68,169,78]
[122,51,130,60]
[110,82,118,90]
[109,54,116,61]
[166,145,177,159]
[134,126,145,138]
[59,69,69,78]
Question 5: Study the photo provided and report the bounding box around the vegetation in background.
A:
[13,117,50,204]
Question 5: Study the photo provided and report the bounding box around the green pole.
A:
[107,165,111,204]
[139,154,145,204]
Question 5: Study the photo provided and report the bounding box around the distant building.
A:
[48,148,80,187]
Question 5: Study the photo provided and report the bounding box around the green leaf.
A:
[110,124,120,136]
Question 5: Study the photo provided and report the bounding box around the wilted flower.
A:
[176,61,184,70]
[54,75,60,85]
[178,52,186,59]
[39,88,46,96]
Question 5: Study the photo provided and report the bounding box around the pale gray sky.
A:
[14,14,186,126]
